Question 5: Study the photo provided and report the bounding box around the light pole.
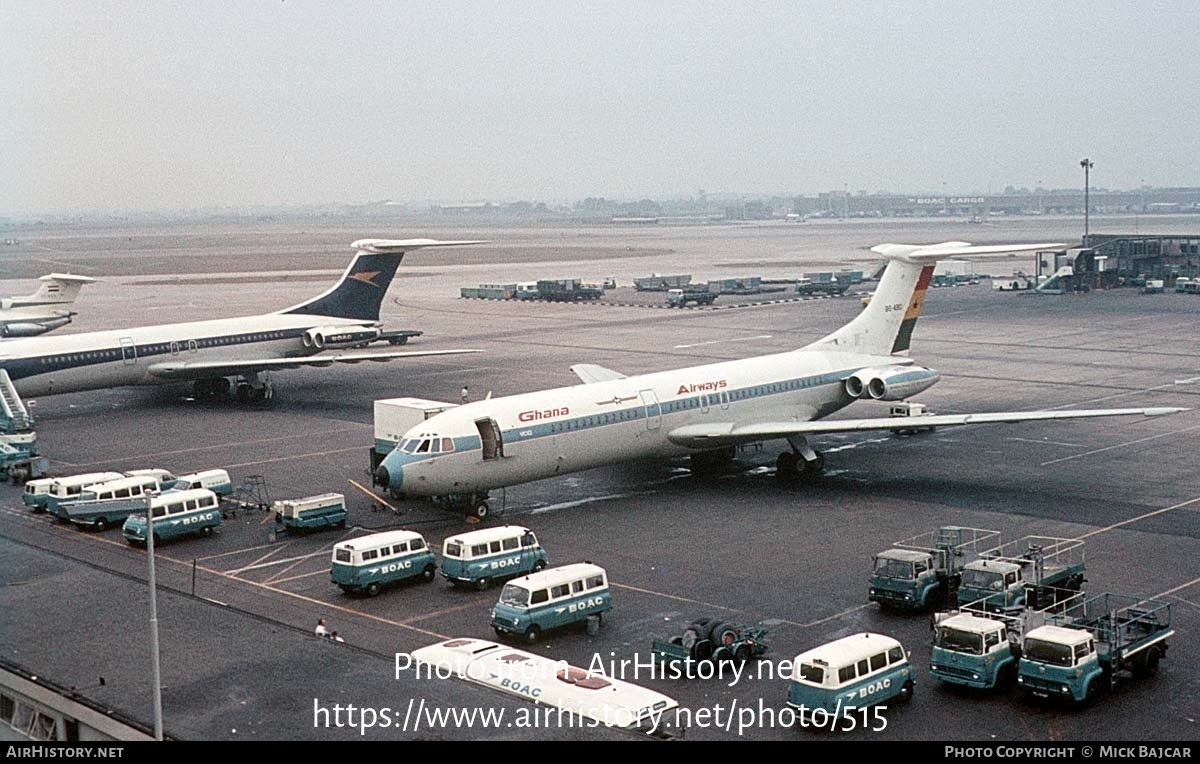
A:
[1080,158,1094,239]
[145,491,164,740]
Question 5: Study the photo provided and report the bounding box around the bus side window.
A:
[869,653,887,672]
[410,538,424,551]
[572,580,584,593]
[186,500,198,511]
[471,544,488,557]
[502,537,518,551]
[838,665,856,683]
[490,541,502,554]
[152,507,167,518]
[586,575,605,589]
[362,549,378,561]
[887,646,905,664]
[393,543,408,555]
[857,659,869,676]
[530,589,549,605]
[551,584,570,599]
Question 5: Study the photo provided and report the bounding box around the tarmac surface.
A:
[2,217,1199,741]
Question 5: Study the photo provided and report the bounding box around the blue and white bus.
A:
[21,477,58,510]
[787,633,913,727]
[491,563,611,644]
[441,525,548,590]
[122,488,222,546]
[40,472,125,515]
[330,530,437,596]
[170,469,233,496]
[54,474,174,528]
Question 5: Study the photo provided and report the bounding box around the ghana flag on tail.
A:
[891,265,934,353]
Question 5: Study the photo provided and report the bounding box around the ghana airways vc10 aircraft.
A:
[0,239,480,403]
[375,241,1186,518]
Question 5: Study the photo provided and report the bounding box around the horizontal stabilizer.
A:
[351,238,487,253]
[870,241,1066,263]
[570,364,628,384]
[146,348,481,380]
[666,407,1188,449]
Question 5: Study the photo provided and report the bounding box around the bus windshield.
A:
[444,542,463,558]
[1023,638,1075,667]
[500,584,530,607]
[874,557,915,579]
[797,663,825,684]
[936,626,984,655]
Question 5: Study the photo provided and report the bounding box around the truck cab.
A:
[930,613,1015,689]
[869,549,941,611]
[957,560,1023,611]
[1017,625,1098,702]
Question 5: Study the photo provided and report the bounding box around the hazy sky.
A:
[3,1,1198,215]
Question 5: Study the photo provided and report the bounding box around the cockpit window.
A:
[416,439,430,453]
[441,437,454,452]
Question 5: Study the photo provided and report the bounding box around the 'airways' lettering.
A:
[518,407,569,422]
[677,380,727,395]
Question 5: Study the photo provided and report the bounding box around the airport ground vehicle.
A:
[409,638,680,737]
[929,589,1083,690]
[956,536,1085,612]
[536,279,604,302]
[888,401,937,435]
[122,489,222,546]
[795,278,848,296]
[666,287,718,307]
[491,563,611,643]
[20,476,56,508]
[1017,592,1172,704]
[173,469,233,496]
[440,525,548,590]
[634,274,691,291]
[39,472,125,515]
[330,530,437,596]
[1141,279,1165,294]
[787,633,913,727]
[55,474,177,529]
[273,492,347,532]
[651,618,769,669]
[869,526,1000,612]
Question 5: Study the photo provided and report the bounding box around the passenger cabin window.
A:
[471,544,488,557]
[586,575,605,589]
[168,503,185,515]
[572,580,584,593]
[152,507,166,519]
[186,500,198,511]
[551,584,570,598]
[869,653,887,671]
[502,537,518,551]
[857,659,869,676]
[115,488,131,499]
[393,543,408,555]
[490,541,502,554]
[530,589,549,605]
[838,666,856,683]
[410,538,424,551]
[362,549,378,561]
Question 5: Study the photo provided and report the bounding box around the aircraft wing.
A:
[570,364,628,383]
[665,407,1187,449]
[146,349,482,380]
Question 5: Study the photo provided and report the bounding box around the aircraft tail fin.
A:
[280,238,483,321]
[805,242,1063,355]
[12,274,96,308]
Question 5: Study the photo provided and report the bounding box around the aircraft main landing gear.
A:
[776,436,824,484]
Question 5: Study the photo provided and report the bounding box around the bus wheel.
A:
[421,565,435,583]
[532,560,546,573]
[898,680,914,702]
[1083,679,1101,706]
[94,518,108,532]
[474,577,490,591]
[366,582,381,598]
[199,526,213,537]
[523,625,541,644]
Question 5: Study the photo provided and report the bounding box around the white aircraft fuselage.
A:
[0,239,481,401]
[375,241,1183,514]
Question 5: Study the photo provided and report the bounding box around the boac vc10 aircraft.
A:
[374,241,1186,518]
[0,239,480,404]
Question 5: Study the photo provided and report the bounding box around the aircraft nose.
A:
[374,462,401,492]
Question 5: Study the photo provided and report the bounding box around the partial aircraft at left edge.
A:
[0,239,481,404]
[0,273,96,338]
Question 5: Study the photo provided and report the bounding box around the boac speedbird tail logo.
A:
[349,271,383,288]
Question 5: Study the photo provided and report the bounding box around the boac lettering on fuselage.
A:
[677,379,728,396]
[519,407,569,422]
